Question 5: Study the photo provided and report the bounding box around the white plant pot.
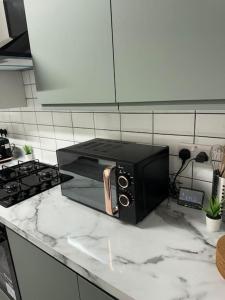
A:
[206,215,222,232]
[24,154,34,162]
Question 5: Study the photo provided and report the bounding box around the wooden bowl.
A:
[216,235,225,279]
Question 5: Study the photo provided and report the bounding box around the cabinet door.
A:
[0,71,25,108]
[78,276,115,300]
[7,229,80,300]
[24,0,115,105]
[112,0,225,102]
[0,289,10,300]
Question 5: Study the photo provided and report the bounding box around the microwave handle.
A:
[103,166,118,216]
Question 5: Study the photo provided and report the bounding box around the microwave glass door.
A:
[59,154,118,215]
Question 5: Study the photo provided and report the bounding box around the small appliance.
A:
[178,187,204,210]
[0,137,14,163]
[57,138,169,224]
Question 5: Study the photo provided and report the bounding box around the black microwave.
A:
[57,139,169,224]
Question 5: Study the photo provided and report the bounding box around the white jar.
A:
[23,154,34,161]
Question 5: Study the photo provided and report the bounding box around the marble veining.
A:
[0,161,225,300]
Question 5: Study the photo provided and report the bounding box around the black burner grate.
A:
[0,160,72,207]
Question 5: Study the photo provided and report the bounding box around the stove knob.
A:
[119,194,131,207]
[118,175,130,188]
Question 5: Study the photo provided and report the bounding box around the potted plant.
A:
[23,145,33,161]
[203,197,223,232]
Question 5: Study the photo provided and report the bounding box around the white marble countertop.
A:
[0,161,225,300]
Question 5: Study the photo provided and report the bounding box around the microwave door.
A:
[103,166,118,216]
[60,156,118,214]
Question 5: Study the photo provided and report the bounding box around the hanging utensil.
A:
[210,145,225,174]
[220,146,225,177]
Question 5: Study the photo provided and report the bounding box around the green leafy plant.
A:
[23,145,33,155]
[203,197,223,219]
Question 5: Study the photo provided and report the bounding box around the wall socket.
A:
[177,143,211,162]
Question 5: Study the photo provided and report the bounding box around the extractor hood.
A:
[0,0,33,70]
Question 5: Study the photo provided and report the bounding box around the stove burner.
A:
[20,164,33,173]
[4,182,20,193]
[39,171,54,181]
[0,161,72,208]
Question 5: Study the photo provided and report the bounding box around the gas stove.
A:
[0,160,72,208]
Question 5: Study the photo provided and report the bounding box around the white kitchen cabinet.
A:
[24,0,115,105]
[112,0,225,102]
[0,71,25,108]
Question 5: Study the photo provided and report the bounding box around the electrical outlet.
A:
[177,143,211,162]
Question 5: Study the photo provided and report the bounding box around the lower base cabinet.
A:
[7,228,80,300]
[78,276,114,300]
[7,228,115,300]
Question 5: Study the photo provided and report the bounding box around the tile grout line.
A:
[191,110,197,189]
[152,112,154,145]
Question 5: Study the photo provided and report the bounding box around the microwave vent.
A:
[76,139,123,154]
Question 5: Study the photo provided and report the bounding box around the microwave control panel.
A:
[117,164,135,208]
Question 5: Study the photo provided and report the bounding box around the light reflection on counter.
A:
[68,236,114,271]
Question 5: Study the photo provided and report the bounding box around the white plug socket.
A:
[177,143,211,162]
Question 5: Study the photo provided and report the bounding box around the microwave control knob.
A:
[119,194,130,207]
[118,175,130,188]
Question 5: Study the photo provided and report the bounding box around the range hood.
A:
[0,0,33,70]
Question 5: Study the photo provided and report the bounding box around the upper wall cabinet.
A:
[112,0,225,103]
[24,0,115,105]
[0,71,25,108]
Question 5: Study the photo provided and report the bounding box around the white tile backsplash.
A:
[0,111,10,122]
[193,180,212,202]
[41,150,57,164]
[22,111,36,124]
[40,138,56,151]
[72,112,94,128]
[29,70,36,85]
[52,112,72,127]
[193,163,213,182]
[94,113,120,130]
[36,112,53,125]
[11,123,24,135]
[2,69,224,201]
[31,84,37,99]
[154,134,194,155]
[54,126,74,141]
[169,155,192,178]
[24,136,40,149]
[24,85,33,99]
[74,128,95,143]
[22,71,30,85]
[121,132,152,144]
[56,140,74,150]
[195,136,225,146]
[38,125,55,139]
[121,113,152,133]
[10,111,22,123]
[95,129,120,140]
[154,113,195,135]
[24,124,39,137]
[196,114,225,138]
